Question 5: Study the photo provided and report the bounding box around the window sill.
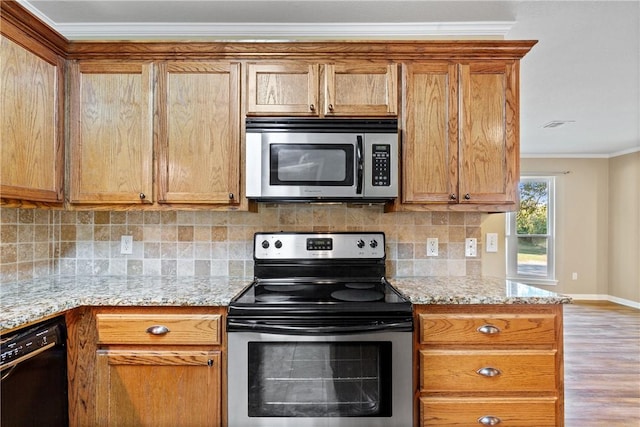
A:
[507,276,558,286]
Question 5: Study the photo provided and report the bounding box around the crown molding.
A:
[46,22,514,40]
[15,0,513,40]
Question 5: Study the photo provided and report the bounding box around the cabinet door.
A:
[247,62,319,115]
[157,62,240,204]
[325,63,397,116]
[69,61,153,204]
[0,35,63,202]
[96,350,221,427]
[459,61,519,205]
[402,62,458,203]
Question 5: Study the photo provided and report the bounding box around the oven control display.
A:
[306,238,333,251]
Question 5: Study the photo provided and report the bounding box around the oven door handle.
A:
[227,320,413,334]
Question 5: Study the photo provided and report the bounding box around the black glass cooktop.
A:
[232,280,407,305]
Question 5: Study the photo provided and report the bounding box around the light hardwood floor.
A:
[564,301,640,426]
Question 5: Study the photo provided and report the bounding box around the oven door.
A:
[228,330,412,427]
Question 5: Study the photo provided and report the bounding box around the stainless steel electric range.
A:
[227,232,413,427]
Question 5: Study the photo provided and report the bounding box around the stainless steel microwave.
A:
[245,118,398,202]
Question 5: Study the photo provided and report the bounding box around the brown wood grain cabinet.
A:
[156,61,241,206]
[400,60,520,212]
[68,61,154,204]
[247,61,397,117]
[93,310,224,426]
[0,35,64,203]
[415,305,564,426]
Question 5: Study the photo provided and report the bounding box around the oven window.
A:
[247,342,391,418]
[270,144,354,186]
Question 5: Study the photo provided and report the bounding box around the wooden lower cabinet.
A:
[96,350,221,427]
[66,307,227,427]
[420,397,557,426]
[415,304,564,426]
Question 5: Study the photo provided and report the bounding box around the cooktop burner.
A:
[330,289,384,302]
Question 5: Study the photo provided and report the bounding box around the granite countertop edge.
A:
[1,275,571,332]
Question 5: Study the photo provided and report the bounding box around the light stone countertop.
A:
[1,275,570,332]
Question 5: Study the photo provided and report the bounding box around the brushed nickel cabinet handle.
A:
[464,193,471,200]
[450,194,457,200]
[309,104,315,111]
[476,367,501,377]
[139,193,146,200]
[328,103,334,111]
[477,324,501,335]
[146,325,170,335]
[229,193,234,200]
[208,359,214,367]
[478,415,502,425]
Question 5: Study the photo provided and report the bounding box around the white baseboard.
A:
[567,293,640,309]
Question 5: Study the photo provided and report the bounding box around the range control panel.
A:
[254,232,385,260]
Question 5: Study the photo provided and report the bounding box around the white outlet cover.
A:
[120,235,133,255]
[465,238,477,257]
[427,238,438,256]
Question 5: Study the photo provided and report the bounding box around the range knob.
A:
[274,240,283,249]
[356,239,365,249]
[370,239,378,248]
[261,240,269,249]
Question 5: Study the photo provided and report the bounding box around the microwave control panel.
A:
[372,144,391,186]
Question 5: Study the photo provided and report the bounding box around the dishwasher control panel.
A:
[1,320,64,368]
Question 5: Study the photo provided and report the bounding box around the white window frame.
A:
[506,176,557,285]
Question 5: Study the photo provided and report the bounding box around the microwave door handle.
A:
[356,135,364,194]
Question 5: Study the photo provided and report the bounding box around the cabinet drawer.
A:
[96,314,221,345]
[419,313,556,345]
[420,350,557,392]
[420,397,557,426]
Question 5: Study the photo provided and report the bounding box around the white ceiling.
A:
[19,0,640,157]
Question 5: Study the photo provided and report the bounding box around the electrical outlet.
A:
[465,238,477,257]
[486,233,498,253]
[572,272,578,280]
[427,238,438,257]
[120,235,133,255]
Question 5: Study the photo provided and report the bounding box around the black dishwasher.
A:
[1,316,68,426]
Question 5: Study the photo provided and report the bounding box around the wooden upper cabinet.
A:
[247,61,397,116]
[0,35,64,203]
[459,61,519,205]
[69,61,153,204]
[325,63,397,116]
[403,62,458,204]
[156,61,240,205]
[401,60,520,210]
[247,62,319,115]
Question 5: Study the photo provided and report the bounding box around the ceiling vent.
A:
[543,120,575,129]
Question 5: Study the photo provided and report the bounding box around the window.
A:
[506,177,556,284]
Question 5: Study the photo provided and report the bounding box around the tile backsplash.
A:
[0,205,483,283]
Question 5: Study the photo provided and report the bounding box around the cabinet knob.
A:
[476,367,501,377]
[309,104,315,111]
[464,193,471,200]
[477,324,501,335]
[146,325,170,335]
[139,193,146,200]
[450,194,457,200]
[328,103,334,111]
[478,415,502,425]
[229,193,234,200]
[207,359,214,367]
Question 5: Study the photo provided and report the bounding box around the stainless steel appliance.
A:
[228,232,413,427]
[1,316,68,426]
[245,118,398,202]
